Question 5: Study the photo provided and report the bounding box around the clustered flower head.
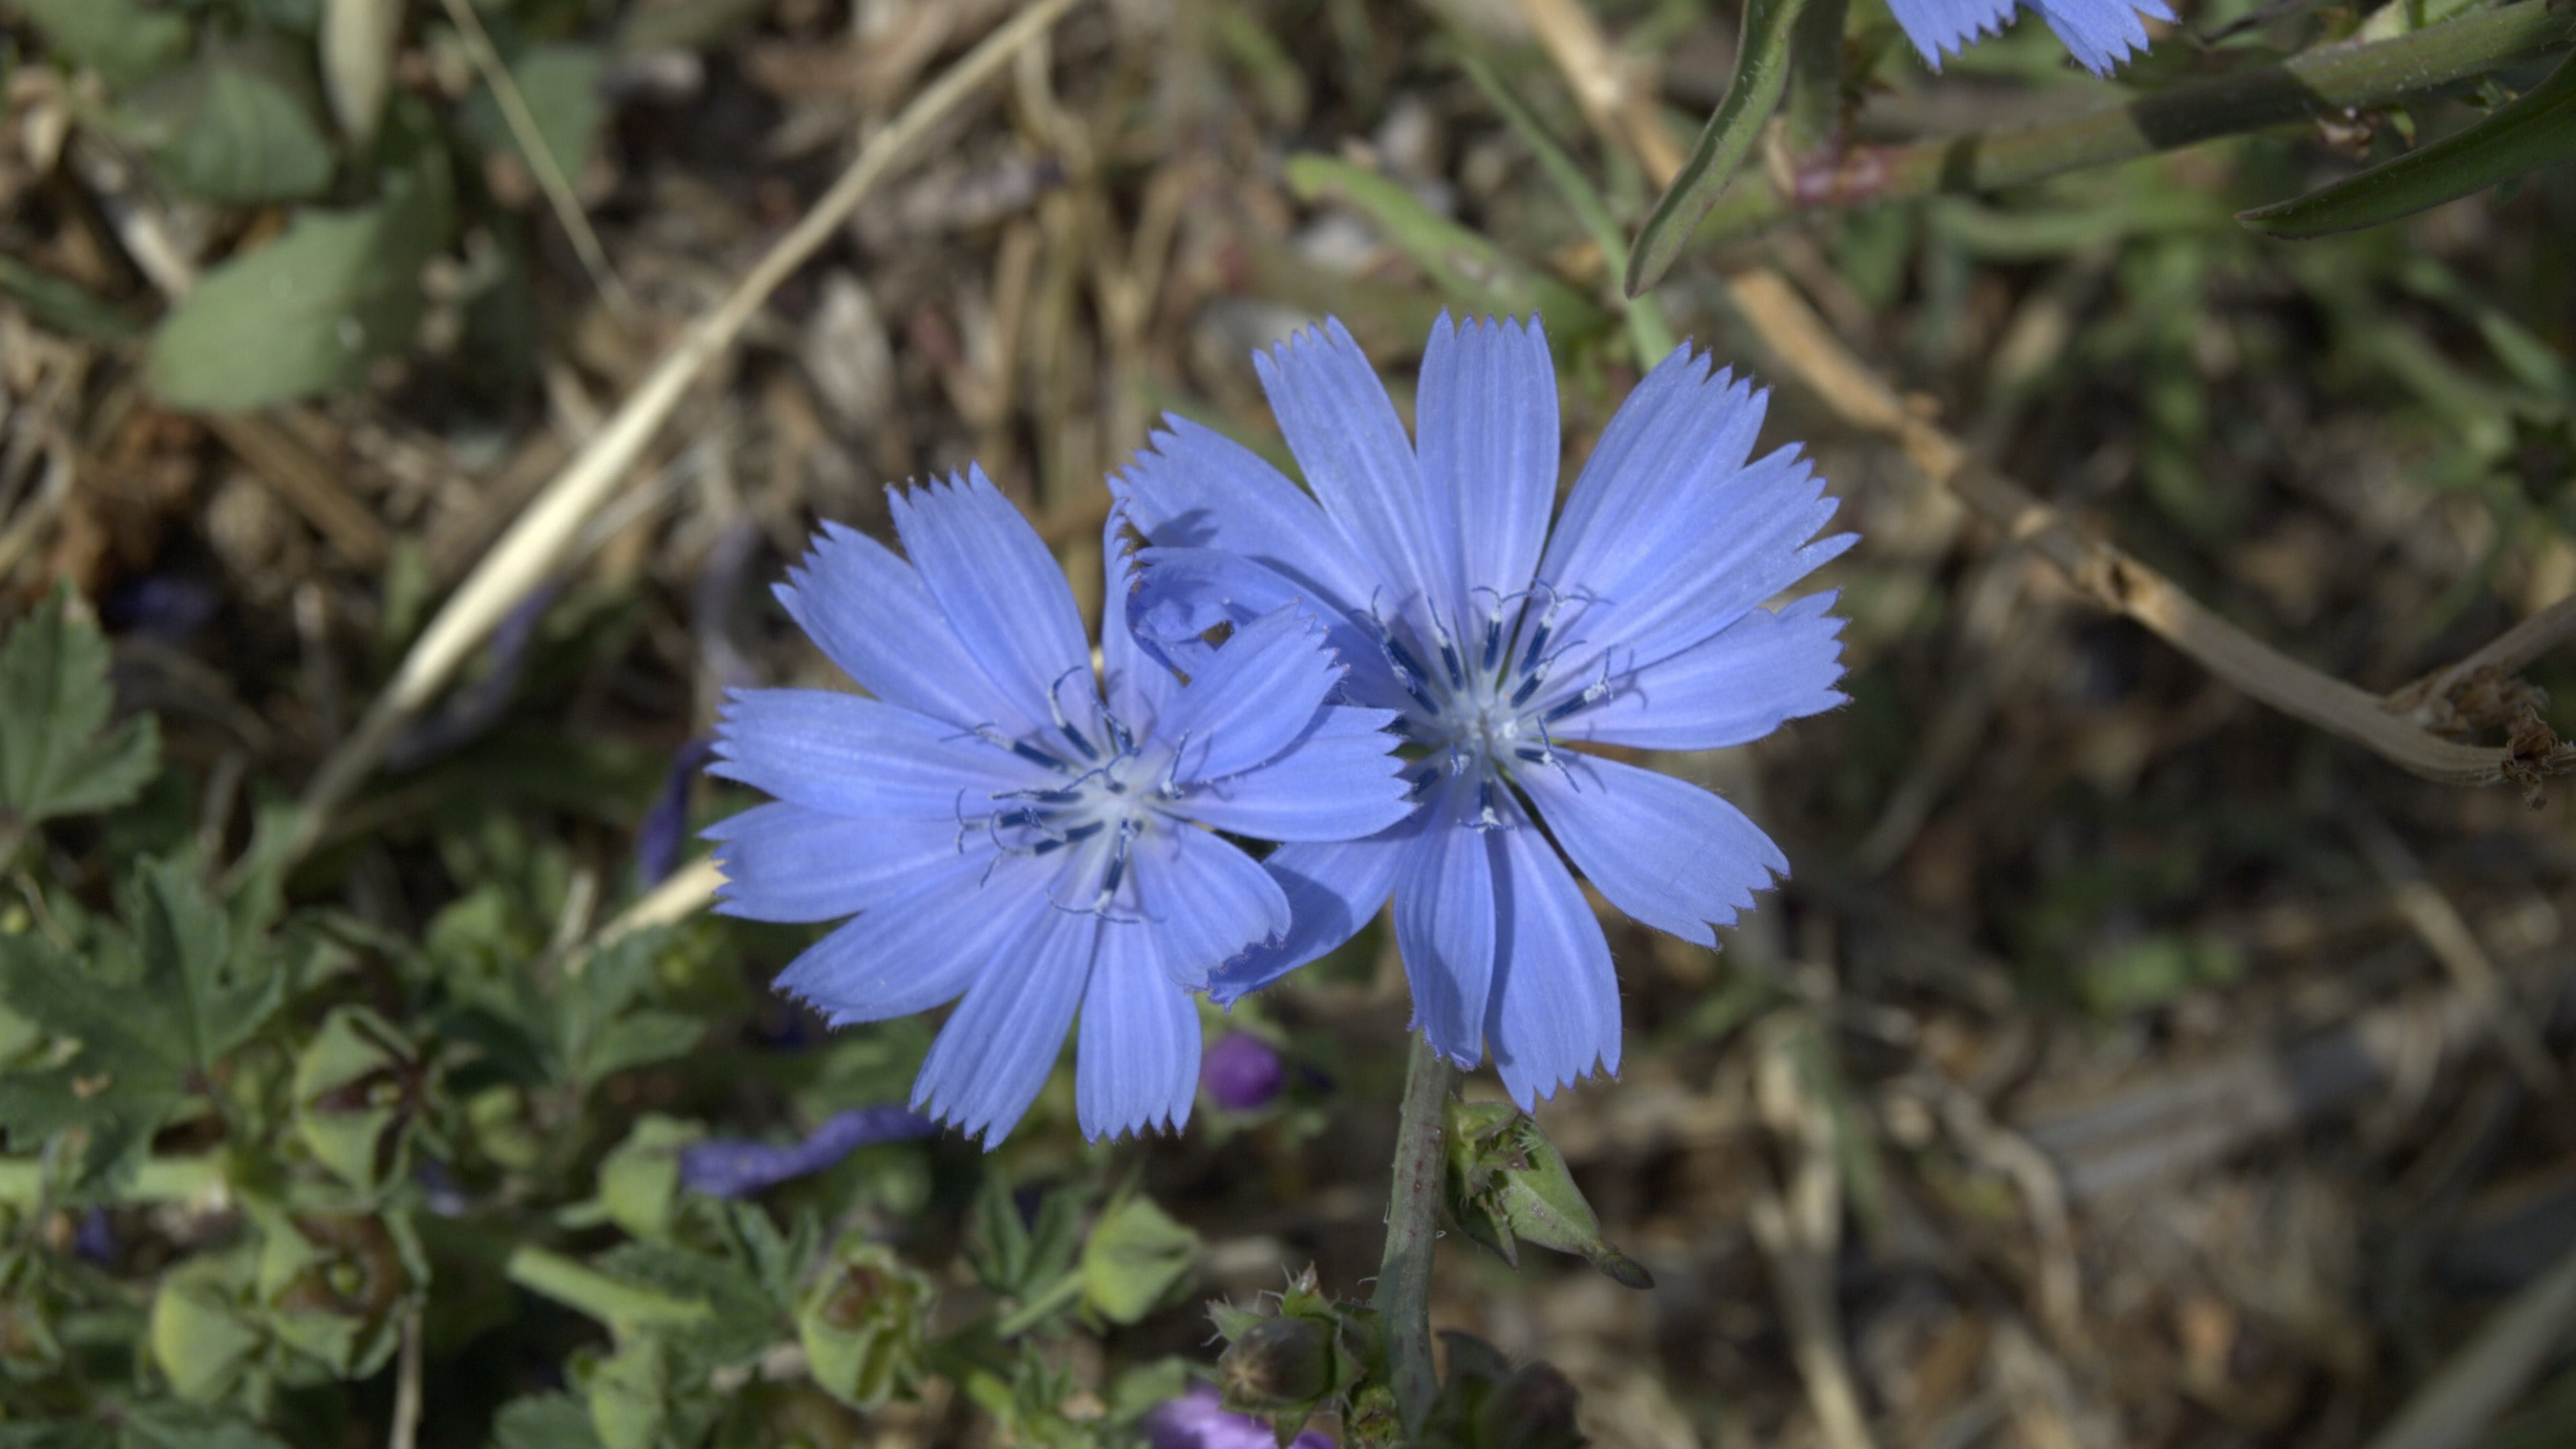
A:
[1888,0,2171,74]
[708,314,1851,1145]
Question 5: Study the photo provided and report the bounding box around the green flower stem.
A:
[1684,1,2576,247]
[1787,0,1853,150]
[992,1269,1085,1338]
[504,1244,712,1332]
[1370,1030,1458,1432]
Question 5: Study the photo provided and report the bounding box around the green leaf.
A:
[1625,0,1812,296]
[120,40,338,205]
[0,584,160,841]
[590,1242,777,1366]
[146,150,453,412]
[15,0,191,90]
[117,1399,292,1449]
[491,1395,608,1449]
[564,930,704,1087]
[458,44,608,183]
[0,257,147,342]
[1457,54,1676,370]
[1078,1193,1198,1325]
[0,858,281,1195]
[2242,52,2576,239]
[1282,154,1609,334]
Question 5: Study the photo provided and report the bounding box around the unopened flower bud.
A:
[1445,1100,1652,1290]
[1428,1332,1587,1449]
[1200,1031,1285,1112]
[1489,1359,1584,1449]
[1218,1314,1334,1408]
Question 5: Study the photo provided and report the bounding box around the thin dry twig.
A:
[2351,812,2561,1095]
[562,855,724,977]
[276,0,1088,872]
[1749,1017,1879,1449]
[1511,0,1685,183]
[433,0,636,318]
[1721,268,2572,792]
[2363,1233,2576,1449]
[203,414,391,568]
[2385,592,2576,731]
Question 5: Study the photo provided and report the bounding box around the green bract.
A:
[795,1236,930,1411]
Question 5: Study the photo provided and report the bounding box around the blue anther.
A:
[1433,618,1465,689]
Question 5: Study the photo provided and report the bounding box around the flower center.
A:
[971,672,1179,918]
[1371,583,1612,826]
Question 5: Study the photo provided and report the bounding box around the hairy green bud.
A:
[1209,1265,1367,1437]
[1220,1314,1337,1408]
[1444,1101,1651,1290]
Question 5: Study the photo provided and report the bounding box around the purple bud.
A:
[1144,1385,1334,1449]
[74,1208,116,1265]
[103,576,218,642]
[637,736,716,888]
[678,1105,939,1199]
[1201,1032,1285,1112]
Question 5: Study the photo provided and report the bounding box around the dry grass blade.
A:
[563,856,725,977]
[2363,1235,2576,1449]
[1503,0,2571,793]
[203,413,390,568]
[275,0,1088,872]
[1750,1018,1878,1449]
[434,0,635,318]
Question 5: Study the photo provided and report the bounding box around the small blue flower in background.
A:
[1117,316,1851,1108]
[1888,0,2171,74]
[706,469,1413,1146]
[636,736,716,890]
[1145,1384,1334,1449]
[678,1105,938,1198]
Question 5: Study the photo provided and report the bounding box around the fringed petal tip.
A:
[1887,0,2031,70]
[2033,0,2171,74]
[1500,1052,1621,1114]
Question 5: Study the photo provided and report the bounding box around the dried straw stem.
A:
[276,0,1087,872]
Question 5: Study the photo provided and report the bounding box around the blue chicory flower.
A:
[1888,0,2170,74]
[705,469,1413,1146]
[678,1104,939,1198]
[1115,316,1851,1108]
[1144,1384,1334,1449]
